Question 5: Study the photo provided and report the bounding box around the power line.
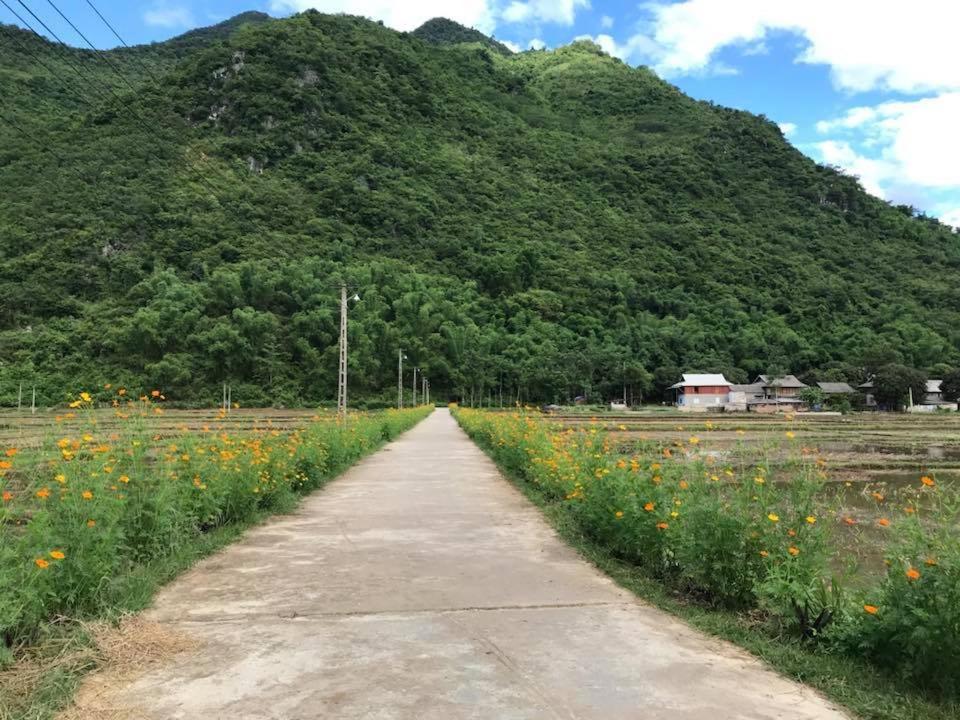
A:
[0,111,68,164]
[0,24,95,110]
[82,0,162,84]
[44,0,143,95]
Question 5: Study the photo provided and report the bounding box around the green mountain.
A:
[0,11,957,406]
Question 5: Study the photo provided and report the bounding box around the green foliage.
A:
[873,364,929,410]
[941,369,960,402]
[0,406,432,647]
[799,386,825,407]
[1,12,959,404]
[845,481,960,697]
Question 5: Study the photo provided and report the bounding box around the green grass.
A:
[463,426,958,720]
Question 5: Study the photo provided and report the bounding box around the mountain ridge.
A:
[0,10,957,405]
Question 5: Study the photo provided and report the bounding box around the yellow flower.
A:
[688,436,700,445]
[119,475,130,484]
[759,550,769,558]
[754,476,765,485]
[805,516,816,524]
[80,392,92,403]
[49,550,65,560]
[81,490,93,500]
[55,474,67,484]
[614,510,624,519]
[86,519,96,528]
[785,431,796,439]
[788,546,800,556]
[767,513,780,523]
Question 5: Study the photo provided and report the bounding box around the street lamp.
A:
[398,350,407,409]
[336,284,360,419]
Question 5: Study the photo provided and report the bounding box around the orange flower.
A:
[877,518,890,527]
[35,558,50,569]
[662,448,672,458]
[49,550,65,560]
[0,461,11,471]
[117,388,127,396]
[86,519,96,528]
[678,480,689,490]
[787,529,797,537]
[924,557,938,567]
[36,487,51,500]
[4,448,17,457]
[643,502,655,512]
[656,522,669,530]
[151,390,161,398]
[2,490,12,502]
[904,506,915,514]
[863,605,879,615]
[872,492,885,502]
[81,490,93,500]
[920,476,935,487]
[843,517,857,526]
[788,546,800,556]
[906,567,921,581]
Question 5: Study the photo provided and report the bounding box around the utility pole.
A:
[413,367,419,407]
[398,350,405,410]
[421,375,426,406]
[337,284,348,418]
[335,284,360,418]
[426,380,430,406]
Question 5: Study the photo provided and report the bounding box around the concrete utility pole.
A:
[421,375,426,406]
[337,285,348,418]
[413,367,419,407]
[336,284,360,418]
[398,350,406,410]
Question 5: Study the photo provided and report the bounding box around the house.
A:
[909,380,958,412]
[669,374,732,411]
[858,380,877,408]
[727,375,809,413]
[817,381,856,396]
[755,374,808,399]
[924,380,944,405]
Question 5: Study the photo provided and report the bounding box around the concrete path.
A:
[70,409,849,719]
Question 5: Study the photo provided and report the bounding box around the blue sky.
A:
[4,0,958,227]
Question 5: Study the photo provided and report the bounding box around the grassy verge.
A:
[1,404,433,719]
[454,408,957,720]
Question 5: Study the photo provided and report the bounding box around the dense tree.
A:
[1,13,959,406]
[942,369,960,402]
[873,364,929,411]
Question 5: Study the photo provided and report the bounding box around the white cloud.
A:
[637,0,960,94]
[528,37,546,50]
[269,0,496,33]
[815,94,960,191]
[778,122,797,136]
[143,3,194,28]
[501,0,589,25]
[501,40,521,52]
[940,208,960,229]
[600,14,613,29]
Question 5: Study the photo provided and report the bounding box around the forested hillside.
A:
[0,11,958,406]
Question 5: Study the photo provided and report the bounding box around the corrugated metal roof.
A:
[755,374,808,388]
[817,382,855,394]
[669,373,731,389]
[928,379,943,393]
